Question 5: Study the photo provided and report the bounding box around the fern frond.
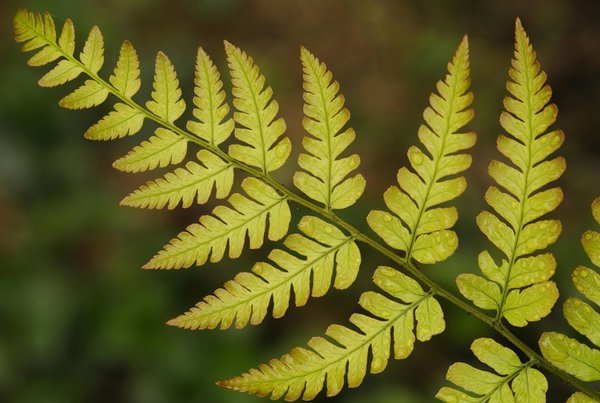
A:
[367,36,475,264]
[112,128,187,173]
[109,40,141,98]
[121,150,234,209]
[144,178,290,269]
[219,266,444,400]
[437,338,547,402]
[293,47,366,210]
[456,19,563,327]
[225,41,291,173]
[60,79,109,109]
[14,11,83,87]
[187,47,234,146]
[169,216,360,329]
[539,197,600,389]
[85,103,145,140]
[147,52,186,122]
[80,25,104,74]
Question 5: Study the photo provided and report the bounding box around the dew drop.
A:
[584,232,593,241]
[578,269,589,278]
[383,215,393,223]
[551,135,561,146]
[410,152,424,166]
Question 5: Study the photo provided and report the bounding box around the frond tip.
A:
[293,47,366,210]
[437,338,548,402]
[368,36,475,264]
[457,18,563,327]
[219,266,444,400]
[225,41,291,173]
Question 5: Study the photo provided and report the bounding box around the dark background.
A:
[1,0,599,402]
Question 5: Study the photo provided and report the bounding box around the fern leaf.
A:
[39,59,83,87]
[57,18,75,56]
[293,47,366,210]
[568,392,598,403]
[80,26,104,74]
[146,52,186,122]
[437,338,547,402]
[367,37,475,265]
[540,332,600,382]
[121,150,234,209]
[144,177,290,269]
[219,266,444,400]
[113,128,187,172]
[109,40,141,98]
[59,79,109,109]
[14,10,61,66]
[84,103,145,140]
[187,48,234,146]
[169,216,360,330]
[14,10,54,52]
[540,197,600,384]
[456,19,563,327]
[225,41,291,173]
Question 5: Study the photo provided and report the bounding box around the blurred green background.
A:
[1,0,599,402]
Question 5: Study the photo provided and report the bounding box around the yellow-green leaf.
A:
[121,150,233,209]
[593,197,600,226]
[38,59,82,87]
[583,230,600,268]
[367,37,474,264]
[168,216,359,329]
[58,19,75,56]
[79,26,104,74]
[567,392,597,403]
[187,47,234,146]
[459,19,564,325]
[84,102,144,140]
[436,387,478,402]
[144,177,290,269]
[564,297,600,346]
[456,274,501,311]
[146,52,186,122]
[502,281,559,327]
[225,41,291,173]
[219,266,443,400]
[446,363,503,395]
[14,10,53,52]
[112,128,186,172]
[471,338,521,376]
[109,40,141,98]
[512,368,547,402]
[572,266,600,307]
[539,332,600,382]
[293,47,365,210]
[27,43,61,67]
[59,79,109,109]
[439,337,547,402]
